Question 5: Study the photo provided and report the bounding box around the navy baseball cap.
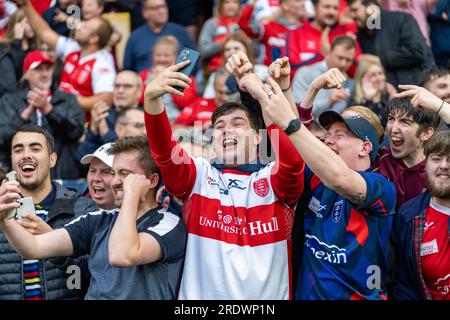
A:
[318,110,379,162]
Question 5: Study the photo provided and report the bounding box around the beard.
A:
[426,174,450,198]
[18,176,41,192]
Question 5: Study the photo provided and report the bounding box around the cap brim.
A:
[319,110,366,140]
[318,110,346,129]
[27,60,54,72]
[80,154,95,165]
[319,110,379,162]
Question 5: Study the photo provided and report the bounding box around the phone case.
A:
[173,48,200,92]
[16,197,36,222]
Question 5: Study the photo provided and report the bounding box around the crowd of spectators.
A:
[0,0,449,301]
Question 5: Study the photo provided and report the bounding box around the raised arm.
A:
[19,0,59,50]
[245,77,305,205]
[144,61,197,201]
[268,57,298,118]
[0,220,73,259]
[109,174,163,267]
[225,51,274,127]
[261,72,369,205]
[395,85,450,125]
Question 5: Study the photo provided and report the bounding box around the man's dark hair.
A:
[108,136,161,185]
[331,35,357,51]
[116,108,131,124]
[13,124,55,154]
[424,131,450,157]
[421,65,449,88]
[211,102,262,131]
[388,98,440,136]
[346,0,380,6]
[96,17,113,49]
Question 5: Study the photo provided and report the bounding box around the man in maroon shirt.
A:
[376,97,440,210]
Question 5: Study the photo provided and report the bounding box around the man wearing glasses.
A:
[76,71,145,161]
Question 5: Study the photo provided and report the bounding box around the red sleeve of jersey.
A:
[238,5,260,39]
[145,111,197,201]
[172,76,198,110]
[268,124,305,205]
[139,70,149,106]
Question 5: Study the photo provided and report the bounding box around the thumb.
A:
[171,59,190,71]
[162,196,170,209]
[281,56,290,66]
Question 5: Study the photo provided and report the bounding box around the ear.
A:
[90,33,100,46]
[419,127,435,142]
[49,152,57,169]
[359,141,373,159]
[254,130,262,146]
[142,7,150,21]
[148,172,160,190]
[135,88,143,102]
[115,123,124,139]
[23,70,30,82]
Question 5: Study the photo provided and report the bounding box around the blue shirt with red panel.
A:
[295,167,396,300]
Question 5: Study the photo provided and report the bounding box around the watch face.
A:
[285,119,301,135]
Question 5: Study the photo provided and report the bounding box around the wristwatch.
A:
[284,118,302,135]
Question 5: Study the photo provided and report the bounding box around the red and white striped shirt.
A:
[145,110,305,299]
[56,36,115,97]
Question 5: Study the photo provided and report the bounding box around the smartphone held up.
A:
[4,171,36,221]
[173,47,200,93]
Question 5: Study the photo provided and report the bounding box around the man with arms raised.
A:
[255,67,396,299]
[144,58,305,299]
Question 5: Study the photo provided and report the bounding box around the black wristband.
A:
[284,118,302,135]
[281,84,291,92]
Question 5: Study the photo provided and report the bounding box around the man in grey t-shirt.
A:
[0,136,186,300]
[292,36,356,122]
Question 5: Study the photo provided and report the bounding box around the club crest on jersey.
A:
[253,178,269,197]
[332,200,344,223]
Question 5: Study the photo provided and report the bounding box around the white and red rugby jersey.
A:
[145,111,305,300]
[56,36,115,97]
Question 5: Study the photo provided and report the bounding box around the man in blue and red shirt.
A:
[258,67,396,300]
[390,130,450,300]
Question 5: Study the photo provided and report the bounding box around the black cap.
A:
[318,110,379,162]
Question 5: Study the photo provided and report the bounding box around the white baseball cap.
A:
[80,143,114,167]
